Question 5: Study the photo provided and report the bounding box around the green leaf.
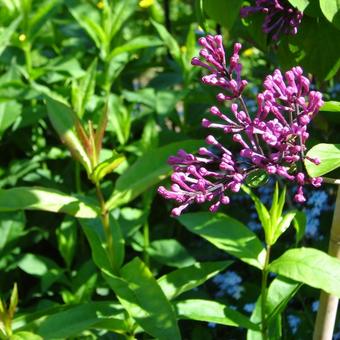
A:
[107,94,131,145]
[56,216,77,268]
[0,211,25,254]
[242,186,271,244]
[109,36,162,59]
[320,100,340,112]
[0,187,99,218]
[18,254,64,291]
[80,214,124,273]
[305,143,340,177]
[68,3,107,54]
[0,16,22,56]
[29,0,61,39]
[147,239,195,268]
[72,58,97,118]
[0,100,22,136]
[245,170,270,188]
[151,19,181,65]
[247,276,301,339]
[90,152,126,183]
[11,332,43,340]
[203,0,242,30]
[104,257,181,339]
[36,302,127,338]
[178,212,266,269]
[9,283,18,320]
[158,261,232,300]
[320,0,340,29]
[287,0,309,11]
[109,0,138,39]
[45,96,92,174]
[293,211,306,242]
[174,299,260,330]
[269,247,340,298]
[106,140,203,210]
[272,211,296,245]
[278,16,340,80]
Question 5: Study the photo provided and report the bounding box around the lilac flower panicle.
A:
[240,0,303,40]
[191,35,247,99]
[158,35,323,216]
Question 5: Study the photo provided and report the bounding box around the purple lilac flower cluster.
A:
[158,35,323,216]
[240,0,303,40]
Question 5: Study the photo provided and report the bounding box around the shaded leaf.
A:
[147,239,195,268]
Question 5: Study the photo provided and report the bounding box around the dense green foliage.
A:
[0,0,340,339]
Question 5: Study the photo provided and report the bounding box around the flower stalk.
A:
[261,245,271,340]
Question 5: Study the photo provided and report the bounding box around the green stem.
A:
[143,220,150,266]
[23,42,32,77]
[261,244,271,340]
[75,162,82,193]
[95,184,115,271]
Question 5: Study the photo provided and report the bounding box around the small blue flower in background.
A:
[243,303,255,313]
[287,315,301,334]
[304,190,333,238]
[213,271,244,299]
[312,300,319,312]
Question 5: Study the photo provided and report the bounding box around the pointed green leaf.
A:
[0,16,22,56]
[272,211,296,245]
[158,261,232,300]
[293,211,306,242]
[29,0,61,39]
[243,186,271,244]
[104,257,181,339]
[305,143,340,177]
[0,100,22,136]
[174,299,260,330]
[109,0,138,39]
[320,100,340,112]
[36,302,126,338]
[0,187,99,218]
[109,36,162,59]
[56,216,77,268]
[287,0,309,11]
[45,96,92,174]
[320,0,340,29]
[91,153,125,183]
[151,19,181,64]
[72,58,97,118]
[8,283,18,320]
[178,212,266,269]
[269,247,340,298]
[10,332,43,340]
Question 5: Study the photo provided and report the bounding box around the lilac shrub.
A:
[158,35,323,216]
[240,0,303,40]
